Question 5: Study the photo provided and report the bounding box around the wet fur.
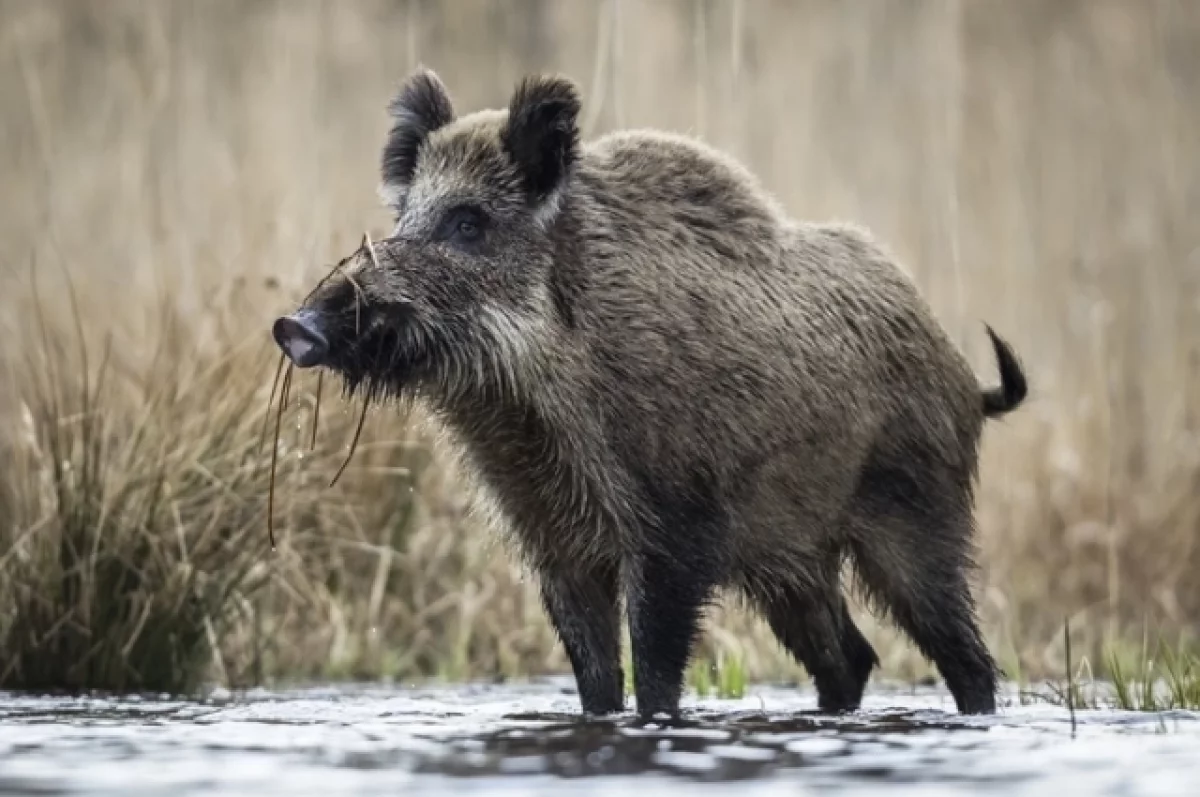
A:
[288,68,1028,720]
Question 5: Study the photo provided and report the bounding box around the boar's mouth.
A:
[271,238,427,401]
[272,299,422,402]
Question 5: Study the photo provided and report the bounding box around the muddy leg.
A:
[855,544,998,714]
[849,450,999,715]
[751,571,878,713]
[539,560,625,715]
[625,468,728,721]
[626,548,716,720]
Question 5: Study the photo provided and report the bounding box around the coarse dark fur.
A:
[272,67,1028,721]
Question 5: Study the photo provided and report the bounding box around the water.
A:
[2,679,1197,796]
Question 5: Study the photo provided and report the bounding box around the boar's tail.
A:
[980,324,1027,419]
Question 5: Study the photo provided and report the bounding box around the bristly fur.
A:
[278,70,1030,722]
[381,67,455,199]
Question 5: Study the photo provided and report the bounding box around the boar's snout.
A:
[273,308,329,368]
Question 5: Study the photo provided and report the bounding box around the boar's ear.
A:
[502,74,581,208]
[380,67,455,196]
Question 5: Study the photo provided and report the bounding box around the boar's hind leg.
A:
[747,561,879,713]
[848,445,999,715]
[539,559,625,716]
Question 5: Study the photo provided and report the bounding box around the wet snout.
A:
[272,308,329,368]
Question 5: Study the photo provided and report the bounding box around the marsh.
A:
[2,4,1199,795]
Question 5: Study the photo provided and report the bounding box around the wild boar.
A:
[272,68,1027,720]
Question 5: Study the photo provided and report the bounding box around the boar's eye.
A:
[434,204,488,251]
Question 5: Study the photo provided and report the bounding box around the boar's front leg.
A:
[625,472,727,721]
[626,551,717,720]
[539,559,625,715]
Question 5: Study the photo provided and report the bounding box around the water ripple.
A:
[1,680,1197,796]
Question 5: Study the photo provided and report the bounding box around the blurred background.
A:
[0,0,1197,694]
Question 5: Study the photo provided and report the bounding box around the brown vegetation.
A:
[1,0,1197,693]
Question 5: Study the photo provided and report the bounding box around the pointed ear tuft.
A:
[381,67,455,194]
[502,75,581,206]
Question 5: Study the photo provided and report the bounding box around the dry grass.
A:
[1,0,1198,694]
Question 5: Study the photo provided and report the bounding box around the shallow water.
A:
[1,679,1197,796]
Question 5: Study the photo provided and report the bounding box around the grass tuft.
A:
[1027,630,1200,713]
[1,292,282,692]
[688,653,749,700]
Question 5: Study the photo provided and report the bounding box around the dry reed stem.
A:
[266,363,293,551]
[310,370,323,451]
[258,354,287,458]
[263,233,377,552]
[329,396,370,489]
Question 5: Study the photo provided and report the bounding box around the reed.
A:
[1,0,1197,694]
